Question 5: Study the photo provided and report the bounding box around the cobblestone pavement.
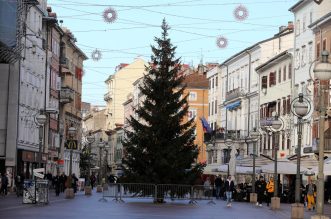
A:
[0,190,331,219]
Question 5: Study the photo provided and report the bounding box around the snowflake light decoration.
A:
[233,5,249,21]
[91,49,102,61]
[216,36,228,49]
[103,7,117,23]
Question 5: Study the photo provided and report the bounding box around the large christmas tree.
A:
[122,20,204,185]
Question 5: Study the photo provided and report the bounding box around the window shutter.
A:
[262,76,268,88]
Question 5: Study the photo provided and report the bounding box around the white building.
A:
[205,25,294,175]
[256,50,294,158]
[206,66,221,130]
[289,0,331,153]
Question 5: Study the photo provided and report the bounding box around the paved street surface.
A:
[1,190,331,219]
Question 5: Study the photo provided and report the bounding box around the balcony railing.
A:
[104,91,113,101]
[60,87,74,104]
[225,88,244,102]
[204,130,247,143]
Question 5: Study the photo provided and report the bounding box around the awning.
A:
[311,158,331,176]
[225,101,241,110]
[218,165,262,174]
[261,159,309,174]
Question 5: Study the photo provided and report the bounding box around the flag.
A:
[200,117,212,133]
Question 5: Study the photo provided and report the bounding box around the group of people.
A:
[254,175,317,210]
[48,172,79,196]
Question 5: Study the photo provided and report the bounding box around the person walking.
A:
[305,179,316,211]
[266,177,274,207]
[72,173,78,193]
[255,176,266,207]
[214,175,223,199]
[90,173,96,190]
[225,175,235,207]
[0,173,8,196]
[203,177,212,198]
[53,174,60,196]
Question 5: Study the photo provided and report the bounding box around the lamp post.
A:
[224,137,233,177]
[290,93,312,218]
[35,110,47,171]
[313,50,331,217]
[98,139,105,186]
[86,133,95,186]
[65,125,76,199]
[250,128,260,195]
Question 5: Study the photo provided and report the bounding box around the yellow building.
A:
[180,70,209,164]
[104,58,148,131]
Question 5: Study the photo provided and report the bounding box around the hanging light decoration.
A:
[216,36,228,49]
[91,49,102,61]
[233,5,249,21]
[103,7,117,23]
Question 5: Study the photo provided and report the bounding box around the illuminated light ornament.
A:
[216,36,228,49]
[91,49,102,61]
[103,7,117,23]
[233,5,249,21]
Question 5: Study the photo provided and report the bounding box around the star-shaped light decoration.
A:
[91,49,102,61]
[103,7,117,23]
[216,36,228,49]
[233,5,249,21]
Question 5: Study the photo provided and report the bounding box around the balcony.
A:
[225,88,244,102]
[104,91,113,101]
[60,57,69,69]
[60,87,74,104]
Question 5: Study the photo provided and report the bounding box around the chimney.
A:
[47,6,52,12]
[288,21,294,30]
[279,25,286,33]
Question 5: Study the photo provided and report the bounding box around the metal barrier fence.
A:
[100,183,215,205]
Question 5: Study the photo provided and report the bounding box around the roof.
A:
[181,71,208,89]
[221,28,293,66]
[288,0,305,12]
[255,50,292,72]
[308,11,331,29]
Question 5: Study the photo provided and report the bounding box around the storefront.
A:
[17,150,47,179]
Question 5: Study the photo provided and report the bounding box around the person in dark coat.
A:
[0,173,8,196]
[53,174,60,196]
[72,173,78,193]
[255,176,266,207]
[214,175,223,199]
[59,173,67,193]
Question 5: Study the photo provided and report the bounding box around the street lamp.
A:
[86,132,95,186]
[65,125,76,199]
[291,93,312,213]
[35,111,47,170]
[98,138,105,186]
[313,50,331,217]
[250,128,260,195]
[224,137,233,177]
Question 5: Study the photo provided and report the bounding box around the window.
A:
[295,49,300,69]
[282,99,286,116]
[277,101,281,115]
[288,63,292,79]
[309,11,313,24]
[188,108,197,119]
[261,76,268,89]
[269,72,276,87]
[211,101,214,115]
[209,80,211,89]
[296,20,300,36]
[323,39,327,51]
[189,92,197,101]
[308,42,313,63]
[301,45,306,67]
[215,100,217,114]
[303,15,306,32]
[283,65,287,81]
[286,97,291,114]
[212,78,214,89]
[282,133,285,150]
[278,68,281,83]
[317,43,321,59]
[215,76,218,87]
[208,103,210,116]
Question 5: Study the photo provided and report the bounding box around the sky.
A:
[47,0,298,106]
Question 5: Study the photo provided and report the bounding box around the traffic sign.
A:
[34,172,44,179]
[33,168,44,173]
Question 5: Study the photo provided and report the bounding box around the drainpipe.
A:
[245,50,252,155]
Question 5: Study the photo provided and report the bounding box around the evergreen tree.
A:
[122,19,204,185]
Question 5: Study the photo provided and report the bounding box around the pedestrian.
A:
[59,173,66,193]
[203,177,212,197]
[255,176,266,207]
[225,175,235,207]
[72,173,78,193]
[305,179,316,211]
[0,173,8,196]
[53,174,60,196]
[214,175,223,199]
[15,173,24,197]
[90,173,96,190]
[266,177,274,207]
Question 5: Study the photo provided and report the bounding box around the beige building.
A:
[59,27,87,176]
[104,58,148,131]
